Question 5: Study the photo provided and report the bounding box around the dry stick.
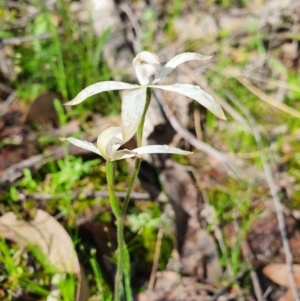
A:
[0,83,13,93]
[193,105,203,140]
[0,91,16,116]
[118,3,142,54]
[19,191,150,201]
[228,92,300,301]
[148,228,164,290]
[237,76,300,119]
[1,30,63,45]
[213,66,300,94]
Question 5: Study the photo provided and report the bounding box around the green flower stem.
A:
[106,161,121,218]
[123,245,132,301]
[106,160,123,301]
[137,88,152,147]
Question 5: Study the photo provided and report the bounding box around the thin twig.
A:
[1,29,64,45]
[118,3,142,54]
[0,91,16,116]
[213,66,300,94]
[0,83,13,94]
[237,76,300,119]
[148,228,164,290]
[228,92,300,301]
[193,105,203,140]
[19,191,150,201]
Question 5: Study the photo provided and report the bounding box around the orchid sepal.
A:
[152,52,214,84]
[149,83,226,120]
[59,137,100,155]
[64,81,139,106]
[121,87,147,143]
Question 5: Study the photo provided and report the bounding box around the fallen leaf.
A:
[0,209,80,273]
[25,91,63,129]
[262,263,300,288]
[277,288,296,301]
[0,210,89,300]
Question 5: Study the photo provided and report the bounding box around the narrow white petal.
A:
[65,81,139,106]
[121,88,147,143]
[114,145,193,160]
[150,84,226,120]
[59,137,100,156]
[112,145,193,161]
[133,145,193,156]
[97,127,123,160]
[152,53,213,84]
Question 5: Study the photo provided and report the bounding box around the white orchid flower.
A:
[65,51,226,142]
[60,126,192,161]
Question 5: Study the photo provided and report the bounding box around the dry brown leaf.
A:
[277,288,296,301]
[25,91,62,128]
[0,210,90,300]
[0,209,80,274]
[262,263,300,288]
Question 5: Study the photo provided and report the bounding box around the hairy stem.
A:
[123,245,132,301]
[106,161,123,301]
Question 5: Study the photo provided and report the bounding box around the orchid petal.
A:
[152,53,213,84]
[121,87,147,143]
[65,81,139,106]
[133,51,160,85]
[150,83,226,120]
[59,137,100,156]
[133,145,193,156]
[113,145,193,160]
[97,127,123,160]
[111,149,138,161]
